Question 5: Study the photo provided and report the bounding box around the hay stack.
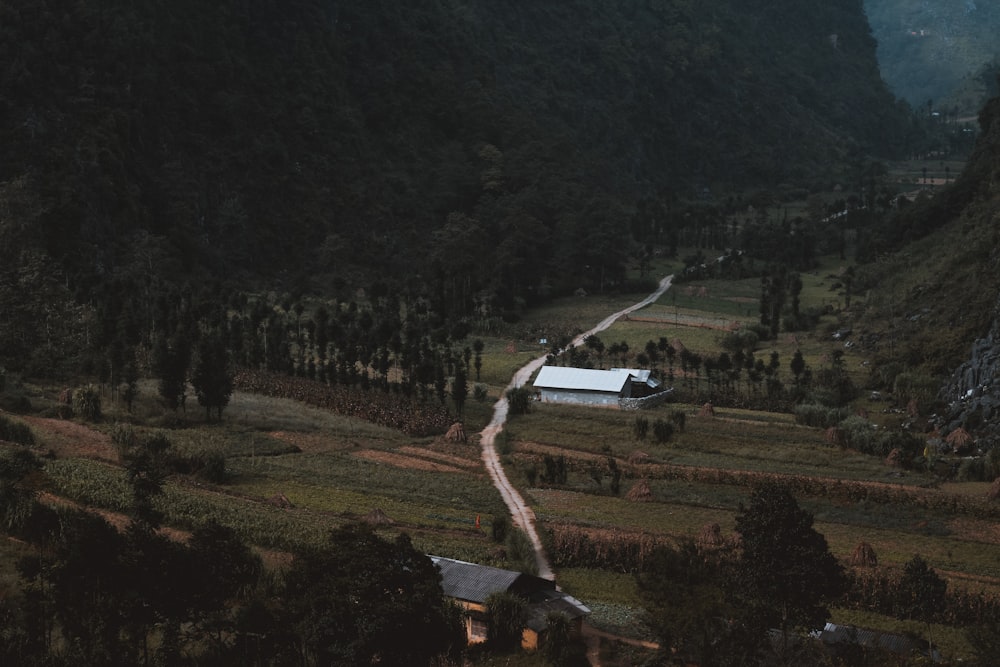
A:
[825,427,844,447]
[698,402,715,417]
[849,541,878,567]
[697,523,725,550]
[946,427,974,453]
[364,508,395,525]
[627,450,650,465]
[884,448,904,467]
[626,479,654,502]
[445,422,467,443]
[267,493,294,509]
[988,478,1000,501]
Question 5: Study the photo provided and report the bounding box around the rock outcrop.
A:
[939,294,1000,442]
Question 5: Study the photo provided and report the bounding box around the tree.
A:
[506,386,533,416]
[485,590,526,652]
[153,333,189,412]
[284,524,464,667]
[638,541,735,667]
[733,483,847,658]
[451,367,468,415]
[896,554,946,623]
[541,611,587,666]
[473,339,484,380]
[190,333,233,421]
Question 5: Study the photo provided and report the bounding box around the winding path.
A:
[478,274,674,580]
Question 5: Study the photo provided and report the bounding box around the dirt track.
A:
[478,275,674,581]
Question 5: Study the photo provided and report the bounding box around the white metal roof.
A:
[533,366,633,393]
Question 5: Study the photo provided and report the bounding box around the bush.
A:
[652,419,674,444]
[506,386,533,416]
[838,416,876,453]
[0,415,35,446]
[195,452,228,483]
[794,403,848,428]
[72,385,102,422]
[473,383,489,402]
[491,514,510,543]
[956,447,1000,482]
[633,416,649,440]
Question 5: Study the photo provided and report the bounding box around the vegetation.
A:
[3,0,1000,665]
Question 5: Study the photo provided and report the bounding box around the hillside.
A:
[849,95,1000,435]
[0,0,926,377]
[866,0,1000,111]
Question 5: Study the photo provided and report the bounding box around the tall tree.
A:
[733,483,847,659]
[190,333,233,421]
[638,540,735,667]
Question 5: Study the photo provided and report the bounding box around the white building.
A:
[532,366,660,407]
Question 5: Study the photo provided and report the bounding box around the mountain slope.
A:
[0,0,923,374]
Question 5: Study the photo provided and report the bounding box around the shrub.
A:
[491,514,510,544]
[72,385,102,422]
[652,418,674,444]
[633,416,649,440]
[838,416,876,453]
[473,383,489,402]
[195,452,228,483]
[794,403,848,428]
[506,386,533,416]
[111,423,138,459]
[506,529,538,576]
[0,415,35,446]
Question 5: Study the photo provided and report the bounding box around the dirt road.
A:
[478,275,674,581]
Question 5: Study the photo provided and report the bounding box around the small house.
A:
[430,556,590,650]
[532,366,659,407]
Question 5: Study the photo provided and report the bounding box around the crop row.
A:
[621,460,1000,519]
[233,370,452,436]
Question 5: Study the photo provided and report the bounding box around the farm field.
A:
[496,261,999,659]
[2,253,995,663]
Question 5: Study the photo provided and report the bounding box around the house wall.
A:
[449,599,546,651]
[538,388,621,406]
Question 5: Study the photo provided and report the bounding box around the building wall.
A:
[538,388,621,406]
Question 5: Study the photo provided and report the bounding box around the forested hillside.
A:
[1,0,923,376]
[865,0,1000,111]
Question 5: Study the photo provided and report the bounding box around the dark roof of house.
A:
[429,556,590,628]
[431,556,527,603]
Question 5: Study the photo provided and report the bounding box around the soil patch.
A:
[352,449,470,474]
[398,446,482,471]
[20,415,117,461]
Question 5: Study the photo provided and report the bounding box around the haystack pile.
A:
[697,523,726,550]
[445,422,467,443]
[267,493,294,509]
[849,541,878,567]
[626,479,654,502]
[364,508,395,525]
[825,427,845,447]
[988,478,1000,501]
[946,427,974,453]
[627,450,650,465]
[884,448,904,467]
[698,402,715,417]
